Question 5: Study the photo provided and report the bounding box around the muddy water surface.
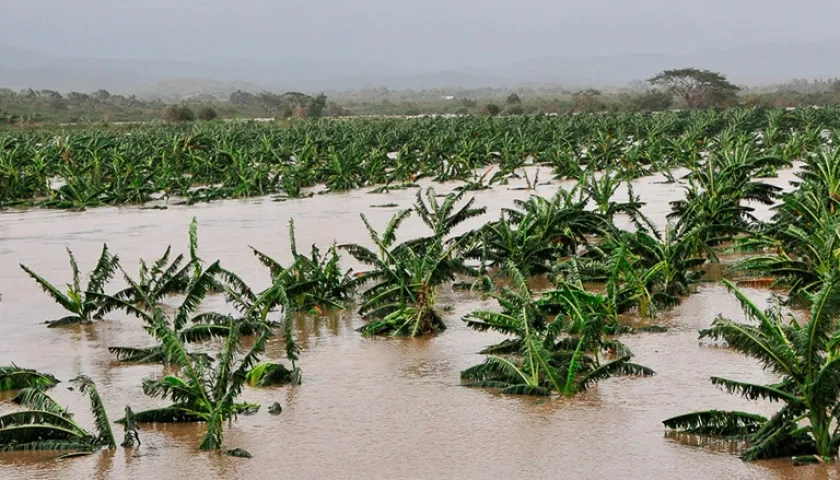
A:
[1,169,836,480]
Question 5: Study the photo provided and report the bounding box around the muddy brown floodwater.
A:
[1,167,837,480]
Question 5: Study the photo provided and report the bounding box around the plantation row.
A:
[3,110,840,464]
[0,106,839,209]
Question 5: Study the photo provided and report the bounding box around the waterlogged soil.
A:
[1,167,837,480]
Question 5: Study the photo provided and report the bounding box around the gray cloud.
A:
[2,0,839,67]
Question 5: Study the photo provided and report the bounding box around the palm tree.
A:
[0,376,116,456]
[664,277,840,462]
[20,245,119,327]
[0,365,59,392]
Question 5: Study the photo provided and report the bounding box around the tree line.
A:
[0,88,338,124]
[4,68,840,124]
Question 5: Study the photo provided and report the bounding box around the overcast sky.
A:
[2,0,840,68]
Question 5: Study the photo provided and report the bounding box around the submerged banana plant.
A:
[20,245,120,327]
[462,264,654,397]
[664,277,840,463]
[0,365,59,392]
[0,376,116,457]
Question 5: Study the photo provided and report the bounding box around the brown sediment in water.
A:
[0,168,833,480]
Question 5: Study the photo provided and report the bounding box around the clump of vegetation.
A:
[0,376,117,457]
[125,317,272,450]
[196,106,218,121]
[461,265,655,396]
[164,105,195,122]
[341,188,485,337]
[0,366,59,392]
[20,245,120,327]
[482,103,501,116]
[252,220,356,313]
[664,277,840,463]
[649,68,740,108]
[505,105,525,115]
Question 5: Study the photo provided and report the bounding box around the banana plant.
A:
[95,258,254,364]
[341,209,475,337]
[122,284,287,450]
[461,264,654,396]
[251,219,356,313]
[245,314,302,387]
[0,376,116,456]
[664,276,840,462]
[20,245,120,327]
[0,365,59,392]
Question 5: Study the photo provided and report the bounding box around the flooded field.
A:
[1,168,837,480]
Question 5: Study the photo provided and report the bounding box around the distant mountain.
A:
[131,78,270,101]
[0,45,416,95]
[487,40,840,86]
[2,40,840,97]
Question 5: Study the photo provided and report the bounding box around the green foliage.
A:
[127,303,277,450]
[668,145,787,254]
[20,245,120,327]
[649,68,740,108]
[0,366,59,392]
[341,188,481,337]
[462,264,655,397]
[482,104,501,116]
[245,362,301,387]
[307,93,328,118]
[0,108,835,210]
[624,89,674,112]
[6,103,840,463]
[732,147,840,302]
[467,187,613,276]
[252,220,356,312]
[505,105,525,116]
[664,277,840,461]
[0,377,116,457]
[560,223,706,318]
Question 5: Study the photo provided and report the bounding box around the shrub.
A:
[164,105,195,122]
[505,105,525,116]
[625,90,674,112]
[482,103,501,116]
[196,107,218,121]
[307,93,328,118]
